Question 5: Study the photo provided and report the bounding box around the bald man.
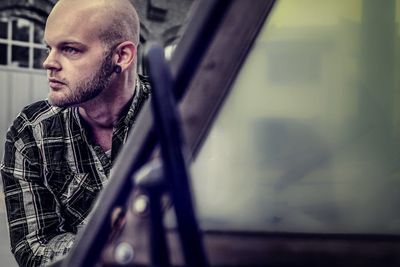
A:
[1,0,149,266]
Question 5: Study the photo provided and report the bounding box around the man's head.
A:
[43,0,140,107]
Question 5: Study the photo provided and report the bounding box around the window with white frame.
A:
[0,17,47,70]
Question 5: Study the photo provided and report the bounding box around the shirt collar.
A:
[120,74,151,128]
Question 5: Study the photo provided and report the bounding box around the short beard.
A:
[49,49,114,108]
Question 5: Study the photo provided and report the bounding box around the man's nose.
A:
[42,50,61,71]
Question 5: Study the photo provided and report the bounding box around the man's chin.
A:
[48,95,73,108]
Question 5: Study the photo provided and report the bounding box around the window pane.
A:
[0,20,7,39]
[0,44,7,65]
[12,18,30,42]
[191,0,400,235]
[12,46,29,68]
[34,24,43,44]
[33,48,46,69]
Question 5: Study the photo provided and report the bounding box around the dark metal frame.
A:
[146,42,208,267]
[100,0,276,265]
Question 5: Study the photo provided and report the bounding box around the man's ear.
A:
[114,41,137,71]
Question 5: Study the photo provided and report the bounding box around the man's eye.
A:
[63,47,79,54]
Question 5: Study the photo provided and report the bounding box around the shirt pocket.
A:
[46,170,101,226]
[45,169,75,199]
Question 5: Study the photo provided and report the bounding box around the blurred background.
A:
[191,0,400,236]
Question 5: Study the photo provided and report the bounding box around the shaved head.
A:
[48,0,140,49]
[43,0,141,107]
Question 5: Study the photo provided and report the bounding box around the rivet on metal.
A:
[132,194,149,215]
[114,242,135,264]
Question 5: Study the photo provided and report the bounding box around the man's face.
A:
[43,3,114,107]
[46,48,114,108]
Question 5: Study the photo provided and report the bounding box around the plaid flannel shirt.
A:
[1,76,150,267]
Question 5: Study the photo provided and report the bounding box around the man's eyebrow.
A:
[61,41,86,46]
[44,40,86,47]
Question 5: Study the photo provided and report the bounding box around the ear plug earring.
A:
[114,65,122,74]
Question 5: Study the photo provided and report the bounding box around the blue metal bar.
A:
[145,42,208,267]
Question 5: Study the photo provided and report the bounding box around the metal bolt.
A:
[114,242,135,265]
[132,194,149,215]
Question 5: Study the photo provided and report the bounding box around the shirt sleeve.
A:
[1,123,76,267]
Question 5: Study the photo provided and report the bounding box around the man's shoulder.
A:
[18,100,64,126]
[3,101,68,152]
[8,100,68,138]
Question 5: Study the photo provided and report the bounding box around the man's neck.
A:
[78,79,137,151]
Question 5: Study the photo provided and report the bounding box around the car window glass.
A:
[190,0,400,234]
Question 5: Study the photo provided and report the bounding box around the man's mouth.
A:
[48,78,66,89]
